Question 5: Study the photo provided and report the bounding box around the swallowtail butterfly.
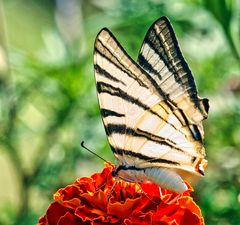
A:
[94,16,209,193]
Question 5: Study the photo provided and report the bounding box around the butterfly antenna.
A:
[80,141,108,163]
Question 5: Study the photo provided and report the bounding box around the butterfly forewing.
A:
[94,17,208,178]
[94,29,162,154]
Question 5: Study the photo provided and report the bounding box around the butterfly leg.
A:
[137,183,159,205]
[107,178,118,201]
[96,178,113,191]
[159,187,163,198]
[167,193,182,205]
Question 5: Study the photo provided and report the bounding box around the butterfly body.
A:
[94,16,209,193]
[113,165,188,193]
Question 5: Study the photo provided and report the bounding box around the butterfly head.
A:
[111,165,125,178]
[112,169,118,177]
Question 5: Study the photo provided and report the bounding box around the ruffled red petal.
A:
[37,162,204,225]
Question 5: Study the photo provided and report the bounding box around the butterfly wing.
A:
[135,16,209,174]
[137,16,209,125]
[94,28,163,156]
[94,21,208,176]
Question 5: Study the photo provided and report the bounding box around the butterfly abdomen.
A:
[114,165,187,193]
[144,167,188,193]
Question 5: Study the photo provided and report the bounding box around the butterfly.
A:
[93,16,209,193]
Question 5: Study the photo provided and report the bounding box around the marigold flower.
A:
[38,162,204,225]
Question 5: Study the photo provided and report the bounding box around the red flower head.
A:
[38,162,204,225]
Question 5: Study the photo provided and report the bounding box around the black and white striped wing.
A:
[94,28,163,155]
[138,16,209,125]
[94,23,208,176]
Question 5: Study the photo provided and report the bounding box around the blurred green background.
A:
[0,0,239,224]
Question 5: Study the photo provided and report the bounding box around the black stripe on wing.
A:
[178,108,203,142]
[137,54,160,77]
[189,124,202,142]
[111,145,179,165]
[101,108,125,118]
[94,64,126,85]
[96,81,152,112]
[106,123,184,152]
